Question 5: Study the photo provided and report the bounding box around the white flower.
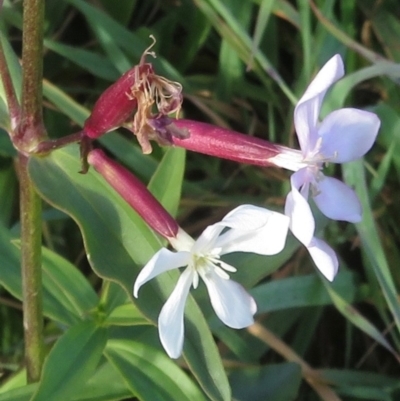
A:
[285,54,380,281]
[133,204,289,358]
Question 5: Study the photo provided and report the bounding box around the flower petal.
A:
[201,269,256,329]
[285,169,315,246]
[295,55,344,155]
[216,211,289,255]
[307,237,339,281]
[319,108,380,162]
[313,176,362,223]
[133,248,191,297]
[219,204,273,230]
[158,268,194,358]
[193,224,225,254]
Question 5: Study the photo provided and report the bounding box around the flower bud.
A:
[87,149,179,239]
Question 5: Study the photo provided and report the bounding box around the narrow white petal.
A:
[319,108,380,162]
[313,176,362,223]
[158,268,194,359]
[133,248,191,297]
[295,55,344,155]
[307,237,339,281]
[193,224,225,254]
[201,270,256,329]
[285,170,315,246]
[216,211,289,256]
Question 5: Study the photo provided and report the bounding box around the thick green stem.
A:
[18,0,46,382]
[16,0,46,151]
[19,154,43,382]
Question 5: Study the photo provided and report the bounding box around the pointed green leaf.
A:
[31,321,108,401]
[0,225,98,325]
[105,339,207,401]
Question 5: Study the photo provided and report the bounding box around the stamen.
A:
[140,35,157,65]
[213,265,230,280]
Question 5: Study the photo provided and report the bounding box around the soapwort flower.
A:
[134,205,289,358]
[284,54,380,280]
[170,55,380,281]
[87,149,289,358]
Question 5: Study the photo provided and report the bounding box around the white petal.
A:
[267,147,307,172]
[169,228,195,252]
[201,269,256,329]
[285,170,315,246]
[193,224,225,254]
[158,268,194,359]
[313,176,362,223]
[219,204,272,230]
[295,55,344,155]
[319,108,380,162]
[194,204,280,254]
[133,248,191,297]
[216,211,289,255]
[307,237,339,281]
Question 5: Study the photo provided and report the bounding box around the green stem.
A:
[35,131,83,154]
[19,154,43,383]
[16,0,46,151]
[17,0,46,382]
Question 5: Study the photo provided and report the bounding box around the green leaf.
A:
[0,29,22,103]
[322,278,398,357]
[96,0,137,26]
[0,225,98,325]
[252,270,358,313]
[65,0,188,86]
[322,368,400,400]
[105,339,207,401]
[0,385,36,401]
[230,362,302,401]
[29,146,231,401]
[323,63,400,114]
[104,303,150,327]
[148,147,185,218]
[31,321,108,401]
[40,246,99,322]
[71,361,132,401]
[44,39,120,81]
[343,160,400,343]
[0,370,27,396]
[0,362,133,401]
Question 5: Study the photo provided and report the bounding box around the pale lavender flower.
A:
[134,205,289,358]
[284,54,380,280]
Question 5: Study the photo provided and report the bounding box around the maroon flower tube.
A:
[83,65,152,138]
[88,149,179,239]
[170,119,305,171]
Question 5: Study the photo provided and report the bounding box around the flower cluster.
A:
[85,52,380,358]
